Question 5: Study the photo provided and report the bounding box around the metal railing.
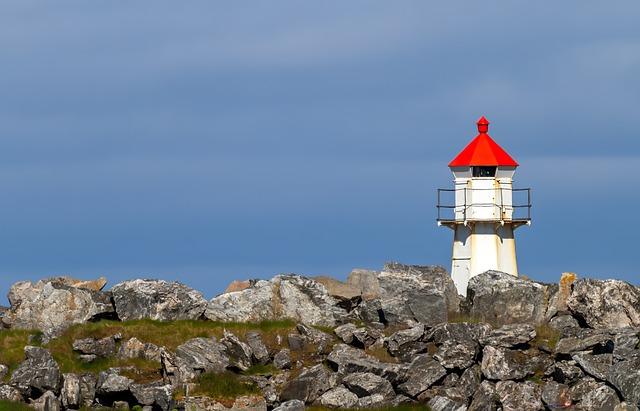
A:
[436,187,531,222]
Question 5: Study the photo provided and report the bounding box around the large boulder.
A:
[397,354,447,398]
[567,279,640,329]
[374,263,460,326]
[608,358,640,405]
[205,275,348,327]
[111,279,207,321]
[10,346,61,398]
[466,271,550,325]
[279,364,332,404]
[327,344,406,385]
[161,337,229,384]
[2,276,114,338]
[495,381,543,411]
[481,346,553,381]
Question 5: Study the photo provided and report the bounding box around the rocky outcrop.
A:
[2,276,114,339]
[10,346,61,398]
[161,337,229,385]
[567,278,640,329]
[111,279,207,321]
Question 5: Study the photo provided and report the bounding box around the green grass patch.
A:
[242,363,277,376]
[0,329,39,380]
[0,400,32,411]
[187,371,259,406]
[532,323,561,350]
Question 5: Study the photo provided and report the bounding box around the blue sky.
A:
[0,2,639,300]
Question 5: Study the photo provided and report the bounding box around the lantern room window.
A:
[472,166,497,177]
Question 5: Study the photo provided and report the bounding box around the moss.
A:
[0,400,33,411]
[188,371,259,406]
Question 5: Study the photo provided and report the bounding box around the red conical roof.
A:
[448,116,518,167]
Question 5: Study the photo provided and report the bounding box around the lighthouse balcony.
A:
[436,187,531,226]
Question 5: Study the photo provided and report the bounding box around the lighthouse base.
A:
[449,222,519,296]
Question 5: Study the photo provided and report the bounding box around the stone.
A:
[426,322,492,345]
[356,394,387,408]
[181,394,266,411]
[0,365,7,380]
[313,276,362,300]
[319,387,358,408]
[112,401,130,409]
[280,364,331,403]
[541,381,572,410]
[296,323,334,354]
[352,327,384,349]
[2,277,115,339]
[221,329,253,371]
[567,278,640,329]
[224,279,253,294]
[130,382,173,410]
[579,385,620,411]
[96,370,133,397]
[468,380,499,411]
[342,372,394,399]
[481,346,552,381]
[553,360,584,384]
[478,323,536,347]
[427,395,467,411]
[111,279,207,321]
[608,357,640,406]
[434,338,478,370]
[467,271,551,325]
[205,275,348,327]
[273,399,305,411]
[0,384,22,402]
[616,403,640,411]
[10,346,61,398]
[327,344,406,385]
[161,337,229,384]
[385,324,428,361]
[614,329,640,359]
[117,337,161,362]
[549,315,580,333]
[572,352,613,381]
[495,380,543,411]
[555,330,614,354]
[569,377,601,403]
[78,373,97,407]
[61,373,81,409]
[273,349,292,370]
[246,331,270,365]
[334,323,358,344]
[397,354,447,398]
[30,390,61,411]
[457,364,481,400]
[73,336,117,357]
[375,263,460,326]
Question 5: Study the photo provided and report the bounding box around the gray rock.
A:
[579,385,620,411]
[2,277,115,339]
[385,324,427,361]
[334,323,358,344]
[30,390,60,411]
[79,373,97,408]
[352,327,384,349]
[61,373,81,409]
[273,399,305,411]
[296,323,334,354]
[376,263,460,326]
[342,372,394,399]
[481,346,552,381]
[96,370,133,395]
[553,360,584,384]
[608,358,640,406]
[572,352,613,381]
[205,275,348,327]
[72,336,117,357]
[117,337,161,362]
[569,377,601,403]
[130,382,173,410]
[246,331,270,365]
[280,364,331,403]
[0,384,22,402]
[221,329,253,371]
[426,322,492,345]
[555,330,613,354]
[478,323,536,347]
[427,395,467,411]
[112,401,130,409]
[356,393,387,408]
[273,349,292,370]
[495,380,543,411]
[468,380,498,411]
[0,365,8,380]
[319,386,358,408]
[549,315,580,333]
[467,271,550,325]
[614,329,640,359]
[457,364,482,400]
[111,279,207,321]
[161,337,229,384]
[434,338,478,370]
[327,344,406,385]
[397,354,446,398]
[10,346,61,398]
[567,279,640,329]
[615,403,640,411]
[541,381,572,410]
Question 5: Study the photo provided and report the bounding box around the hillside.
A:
[0,263,639,410]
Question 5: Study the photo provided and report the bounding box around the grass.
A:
[0,329,39,380]
[532,323,561,350]
[0,400,32,411]
[242,363,277,376]
[177,371,260,407]
[446,312,484,324]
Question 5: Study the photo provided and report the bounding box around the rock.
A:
[481,346,552,381]
[570,377,601,403]
[457,364,481,400]
[205,275,348,327]
[296,323,334,354]
[572,352,613,380]
[221,330,253,371]
[96,370,133,399]
[478,323,536,347]
[608,357,640,405]
[30,390,60,411]
[245,331,270,365]
[273,399,305,411]
[468,380,499,411]
[319,386,358,408]
[117,337,161,362]
[549,315,580,333]
[61,373,81,409]
[327,344,406,385]
[161,337,229,384]
[287,333,305,351]
[334,323,358,344]
[224,280,253,294]
[466,271,550,325]
[10,346,61,398]
[426,322,491,345]
[73,336,117,357]
[112,401,130,409]
[78,373,97,408]
[375,263,460,326]
[616,403,640,411]
[2,277,115,338]
[342,372,394,399]
[555,330,614,354]
[434,338,478,370]
[182,395,266,411]
[427,395,467,411]
[111,279,207,321]
[614,329,640,359]
[495,381,543,411]
[397,354,446,398]
[0,384,22,402]
[541,381,572,409]
[0,365,7,380]
[130,382,173,410]
[567,278,640,329]
[313,276,361,300]
[352,327,384,349]
[273,349,292,370]
[356,394,387,408]
[553,360,584,384]
[385,324,427,361]
[579,385,620,411]
[280,364,331,403]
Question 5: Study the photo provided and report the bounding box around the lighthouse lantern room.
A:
[437,117,531,296]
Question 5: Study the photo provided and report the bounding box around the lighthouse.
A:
[437,116,531,296]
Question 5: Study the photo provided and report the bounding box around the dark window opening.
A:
[472,166,497,177]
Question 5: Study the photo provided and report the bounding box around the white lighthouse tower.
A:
[437,116,531,296]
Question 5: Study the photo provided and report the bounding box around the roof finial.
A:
[477,116,489,134]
